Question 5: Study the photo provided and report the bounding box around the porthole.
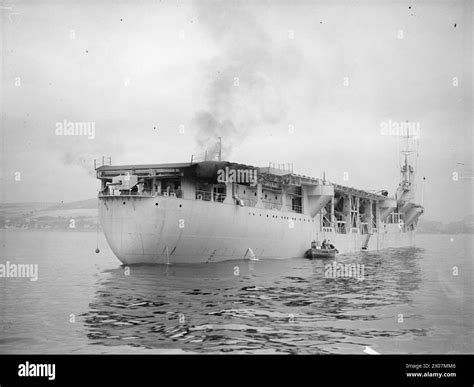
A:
[265,194,267,199]
[179,204,182,208]
[155,203,158,206]
[122,202,126,205]
[244,190,246,194]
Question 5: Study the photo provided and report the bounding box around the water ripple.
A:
[79,247,431,353]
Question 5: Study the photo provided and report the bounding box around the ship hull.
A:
[99,195,416,265]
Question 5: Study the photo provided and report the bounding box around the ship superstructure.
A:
[95,153,424,264]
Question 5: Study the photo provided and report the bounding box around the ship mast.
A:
[396,132,417,202]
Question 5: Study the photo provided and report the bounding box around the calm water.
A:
[0,231,472,354]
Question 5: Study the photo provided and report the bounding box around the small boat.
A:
[304,240,338,259]
[304,247,338,259]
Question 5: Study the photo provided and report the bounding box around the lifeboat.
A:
[304,240,338,259]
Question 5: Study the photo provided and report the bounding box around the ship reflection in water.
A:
[81,248,428,354]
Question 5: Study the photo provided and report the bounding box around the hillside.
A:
[1,199,99,231]
[417,214,474,234]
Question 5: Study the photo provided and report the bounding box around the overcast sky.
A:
[1,0,472,222]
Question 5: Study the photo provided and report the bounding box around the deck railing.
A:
[291,204,302,213]
[195,190,226,203]
[99,188,306,215]
[99,191,155,198]
[261,200,282,211]
[195,190,212,201]
[99,189,182,198]
[336,221,347,234]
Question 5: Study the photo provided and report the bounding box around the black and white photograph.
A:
[0,0,473,384]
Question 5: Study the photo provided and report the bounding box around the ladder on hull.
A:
[361,234,371,250]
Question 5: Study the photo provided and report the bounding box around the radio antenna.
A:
[218,137,222,161]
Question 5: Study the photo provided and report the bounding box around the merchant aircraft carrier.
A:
[95,147,424,265]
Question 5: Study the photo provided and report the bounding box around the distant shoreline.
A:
[0,229,472,236]
[0,228,101,233]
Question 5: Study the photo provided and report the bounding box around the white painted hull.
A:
[99,195,416,265]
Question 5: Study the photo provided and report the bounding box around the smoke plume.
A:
[192,0,303,160]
